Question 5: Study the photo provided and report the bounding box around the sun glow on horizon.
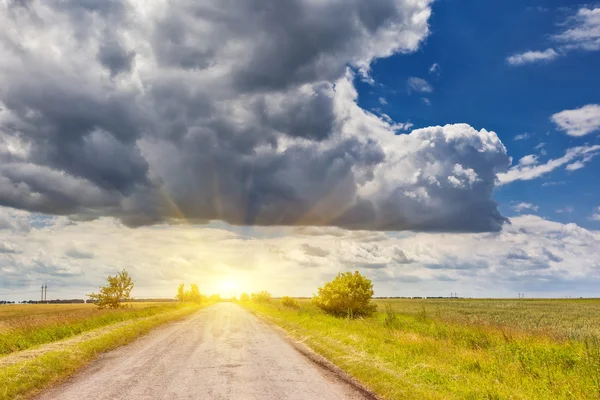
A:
[217,278,242,298]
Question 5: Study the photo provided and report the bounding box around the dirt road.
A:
[37,303,371,400]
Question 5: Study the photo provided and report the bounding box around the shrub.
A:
[251,290,272,303]
[313,271,376,318]
[239,293,251,302]
[281,296,299,309]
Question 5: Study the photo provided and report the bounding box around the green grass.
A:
[243,299,600,399]
[0,303,185,356]
[0,303,204,400]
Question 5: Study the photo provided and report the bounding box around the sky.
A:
[0,0,599,301]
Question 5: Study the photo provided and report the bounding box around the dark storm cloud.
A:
[97,41,135,77]
[0,0,511,232]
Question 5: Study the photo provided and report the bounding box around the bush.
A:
[281,296,299,309]
[313,271,376,318]
[239,293,250,302]
[251,290,272,303]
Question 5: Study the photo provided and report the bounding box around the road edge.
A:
[0,304,205,400]
[245,307,381,400]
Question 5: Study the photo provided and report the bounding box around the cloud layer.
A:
[1,207,599,299]
[0,0,515,232]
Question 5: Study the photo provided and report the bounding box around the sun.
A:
[218,279,240,298]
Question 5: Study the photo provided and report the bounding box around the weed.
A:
[383,303,400,330]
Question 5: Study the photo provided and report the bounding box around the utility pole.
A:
[41,284,44,302]
[44,284,47,302]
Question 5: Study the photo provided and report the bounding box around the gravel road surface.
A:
[37,303,371,400]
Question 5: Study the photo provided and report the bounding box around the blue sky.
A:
[355,0,600,228]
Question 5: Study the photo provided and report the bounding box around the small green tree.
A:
[176,283,186,302]
[88,269,134,309]
[251,290,271,303]
[313,271,376,318]
[189,284,202,302]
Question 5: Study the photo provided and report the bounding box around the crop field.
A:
[0,302,204,399]
[244,298,600,399]
[376,298,600,340]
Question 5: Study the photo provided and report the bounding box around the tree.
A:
[88,269,134,309]
[176,284,186,302]
[189,284,202,302]
[313,271,376,318]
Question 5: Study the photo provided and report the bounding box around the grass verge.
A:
[0,303,204,400]
[243,300,600,400]
[0,303,184,356]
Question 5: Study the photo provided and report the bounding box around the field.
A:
[0,302,187,356]
[0,302,204,399]
[243,298,600,399]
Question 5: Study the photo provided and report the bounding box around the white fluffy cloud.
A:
[551,104,600,137]
[507,8,600,66]
[498,145,600,184]
[518,155,538,166]
[507,48,559,65]
[513,203,538,213]
[553,7,600,51]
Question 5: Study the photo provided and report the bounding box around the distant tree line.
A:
[9,299,87,304]
[375,296,464,299]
